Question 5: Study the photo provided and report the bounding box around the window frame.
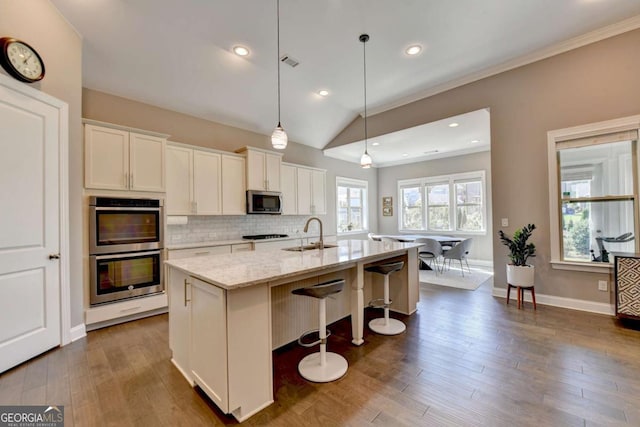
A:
[397,170,487,235]
[336,176,369,235]
[547,114,640,273]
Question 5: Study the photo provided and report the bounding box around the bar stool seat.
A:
[291,279,348,383]
[366,261,406,335]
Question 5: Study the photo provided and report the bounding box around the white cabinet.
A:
[166,144,221,215]
[221,155,246,215]
[296,166,326,215]
[84,122,166,192]
[166,144,244,215]
[237,147,282,191]
[190,278,229,411]
[280,164,297,215]
[168,268,192,383]
[167,245,231,260]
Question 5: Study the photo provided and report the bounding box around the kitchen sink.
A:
[282,243,338,252]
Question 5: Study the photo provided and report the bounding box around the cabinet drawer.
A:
[168,245,231,260]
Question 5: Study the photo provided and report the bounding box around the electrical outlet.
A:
[501,218,509,227]
[598,280,608,291]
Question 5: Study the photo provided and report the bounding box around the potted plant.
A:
[499,224,536,287]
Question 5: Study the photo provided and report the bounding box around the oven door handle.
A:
[92,250,162,260]
[92,206,162,212]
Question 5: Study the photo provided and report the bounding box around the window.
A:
[547,116,639,272]
[336,177,368,234]
[398,171,486,233]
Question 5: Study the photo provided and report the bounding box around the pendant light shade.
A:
[272,0,287,150]
[359,33,372,168]
[271,122,288,149]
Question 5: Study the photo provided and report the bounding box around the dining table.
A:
[371,234,464,270]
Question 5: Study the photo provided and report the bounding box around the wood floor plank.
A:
[3,276,640,426]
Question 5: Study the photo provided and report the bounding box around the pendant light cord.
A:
[362,34,368,153]
[276,0,282,125]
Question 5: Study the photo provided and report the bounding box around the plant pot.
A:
[506,264,535,287]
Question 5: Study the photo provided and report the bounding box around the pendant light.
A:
[359,34,372,168]
[271,0,287,150]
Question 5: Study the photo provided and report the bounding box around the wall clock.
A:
[0,37,45,83]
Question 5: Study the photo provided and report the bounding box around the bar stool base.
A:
[298,352,348,383]
[368,317,406,335]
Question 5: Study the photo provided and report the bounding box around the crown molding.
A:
[366,14,640,117]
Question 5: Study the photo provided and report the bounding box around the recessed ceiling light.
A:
[448,122,459,128]
[233,45,250,57]
[372,142,380,146]
[471,139,480,143]
[405,45,422,56]
[402,153,409,157]
[317,89,329,97]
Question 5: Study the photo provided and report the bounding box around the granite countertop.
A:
[165,239,421,290]
[166,235,326,250]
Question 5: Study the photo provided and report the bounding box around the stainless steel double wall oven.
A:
[89,196,164,305]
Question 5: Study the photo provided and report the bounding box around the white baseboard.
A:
[492,287,614,315]
[69,323,87,342]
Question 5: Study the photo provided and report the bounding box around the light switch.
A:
[501,218,509,227]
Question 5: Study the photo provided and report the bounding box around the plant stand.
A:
[507,283,536,309]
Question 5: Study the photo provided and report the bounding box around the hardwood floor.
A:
[2,281,640,426]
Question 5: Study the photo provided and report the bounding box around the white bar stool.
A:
[366,261,406,335]
[291,279,348,382]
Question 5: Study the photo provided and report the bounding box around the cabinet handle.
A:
[130,173,134,188]
[194,251,210,256]
[124,173,128,187]
[184,279,191,306]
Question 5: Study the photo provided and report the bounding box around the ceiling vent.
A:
[280,54,299,68]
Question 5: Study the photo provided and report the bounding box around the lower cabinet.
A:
[167,268,192,382]
[190,278,229,412]
[167,266,272,421]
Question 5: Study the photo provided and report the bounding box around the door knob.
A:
[48,253,60,259]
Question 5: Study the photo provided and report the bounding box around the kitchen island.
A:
[165,239,421,422]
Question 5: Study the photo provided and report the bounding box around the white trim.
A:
[69,324,87,342]
[550,261,612,273]
[0,74,72,347]
[82,118,170,139]
[367,15,640,116]
[336,176,369,235]
[492,287,615,316]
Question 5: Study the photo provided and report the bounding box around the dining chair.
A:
[441,238,473,276]
[380,236,399,242]
[367,232,381,241]
[414,238,443,273]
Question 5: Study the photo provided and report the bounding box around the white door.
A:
[193,151,222,215]
[166,145,193,215]
[0,77,62,373]
[129,132,166,192]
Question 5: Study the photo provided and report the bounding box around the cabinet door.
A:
[84,124,129,190]
[167,267,192,383]
[246,150,266,190]
[193,151,222,215]
[129,132,166,192]
[296,167,312,215]
[311,169,326,215]
[265,152,281,191]
[280,164,297,215]
[190,278,229,412]
[222,155,246,215]
[166,146,193,215]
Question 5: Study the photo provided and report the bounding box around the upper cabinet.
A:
[281,162,327,215]
[84,121,167,192]
[236,147,282,191]
[166,142,245,216]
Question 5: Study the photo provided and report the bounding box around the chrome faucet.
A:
[303,216,324,249]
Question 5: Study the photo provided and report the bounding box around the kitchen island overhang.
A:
[165,239,421,422]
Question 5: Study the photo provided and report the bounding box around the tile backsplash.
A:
[166,215,323,245]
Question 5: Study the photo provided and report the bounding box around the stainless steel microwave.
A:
[246,190,282,214]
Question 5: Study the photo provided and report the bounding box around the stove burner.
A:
[242,234,289,240]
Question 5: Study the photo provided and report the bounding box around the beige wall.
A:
[82,88,379,240]
[377,151,493,262]
[330,29,640,303]
[0,1,84,326]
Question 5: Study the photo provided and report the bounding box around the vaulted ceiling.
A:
[52,0,640,155]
